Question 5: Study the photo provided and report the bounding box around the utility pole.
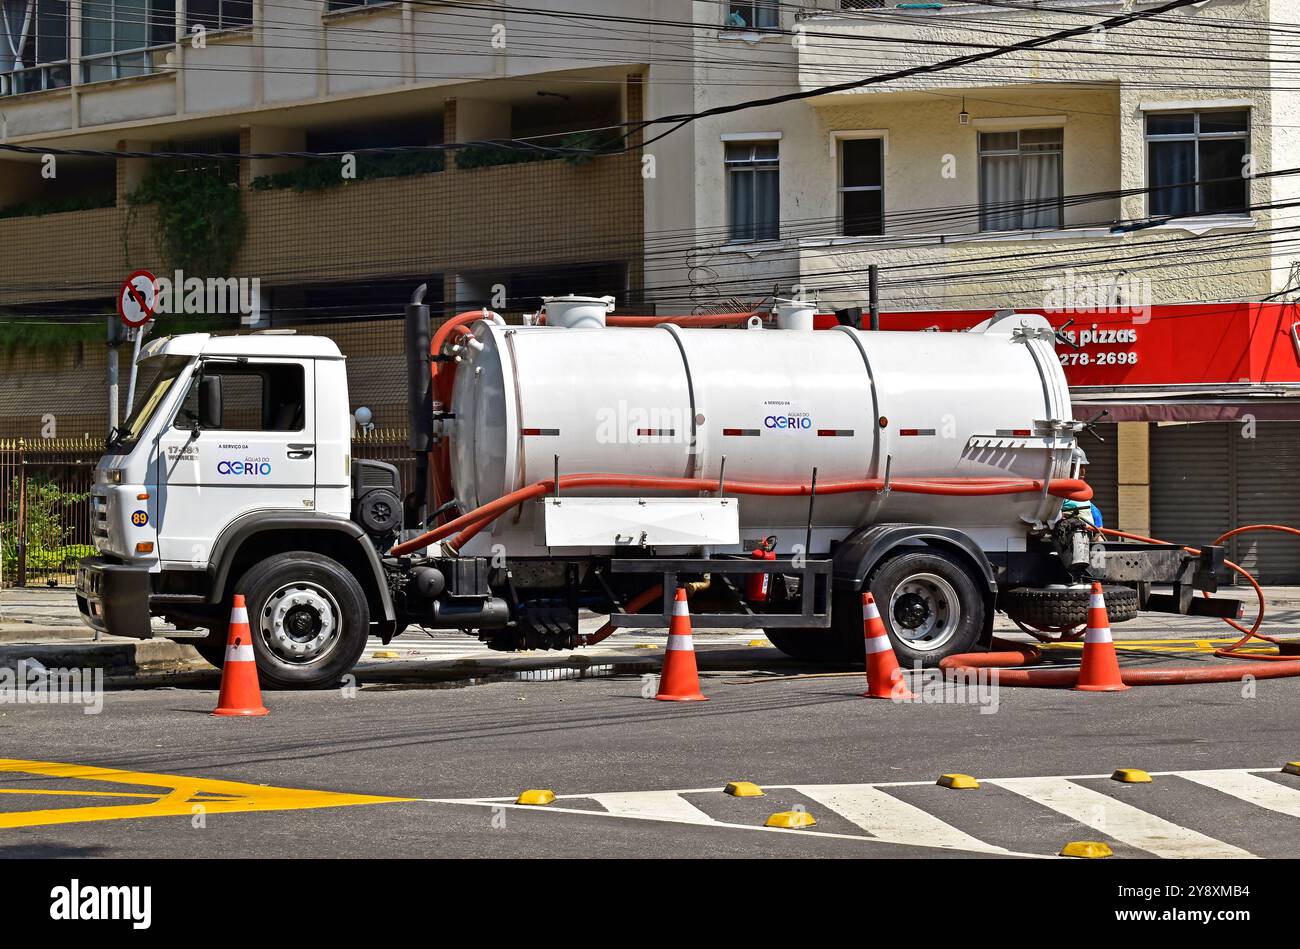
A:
[107,315,125,433]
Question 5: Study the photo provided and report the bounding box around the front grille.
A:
[92,495,109,541]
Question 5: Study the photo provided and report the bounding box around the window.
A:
[175,363,306,433]
[1146,110,1249,218]
[81,0,174,83]
[726,141,779,242]
[187,0,251,31]
[0,0,71,95]
[978,127,1063,232]
[840,137,884,236]
[727,1,778,29]
[326,0,391,10]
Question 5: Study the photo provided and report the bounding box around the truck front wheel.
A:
[233,552,371,689]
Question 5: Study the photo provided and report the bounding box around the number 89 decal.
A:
[131,510,149,527]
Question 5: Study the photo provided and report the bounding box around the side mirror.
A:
[198,375,223,431]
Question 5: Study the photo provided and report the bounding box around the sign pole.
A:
[125,326,144,414]
[107,344,120,433]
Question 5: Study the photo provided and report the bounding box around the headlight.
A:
[105,469,123,484]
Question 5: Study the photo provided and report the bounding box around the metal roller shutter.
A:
[1232,422,1300,583]
[1080,423,1118,527]
[1150,422,1232,551]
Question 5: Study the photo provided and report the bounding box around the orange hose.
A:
[534,311,762,328]
[940,653,1300,687]
[939,522,1300,685]
[391,473,1092,556]
[579,583,664,646]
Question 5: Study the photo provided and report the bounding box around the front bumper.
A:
[76,557,153,639]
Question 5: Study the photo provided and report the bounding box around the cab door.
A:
[155,358,316,565]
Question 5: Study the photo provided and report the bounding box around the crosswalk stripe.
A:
[1174,769,1300,819]
[795,784,1008,854]
[990,776,1256,859]
[586,791,719,825]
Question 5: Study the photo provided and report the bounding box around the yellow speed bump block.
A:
[765,810,815,829]
[1283,762,1300,776]
[371,650,400,659]
[515,789,556,806]
[1061,841,1113,859]
[1112,769,1153,784]
[724,781,764,797]
[937,773,979,790]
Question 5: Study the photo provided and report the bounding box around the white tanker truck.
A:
[77,290,1241,688]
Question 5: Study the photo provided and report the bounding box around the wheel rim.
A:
[888,572,961,652]
[259,581,341,665]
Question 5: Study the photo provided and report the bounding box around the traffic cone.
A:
[655,588,708,702]
[1074,582,1130,692]
[213,595,269,716]
[863,592,914,700]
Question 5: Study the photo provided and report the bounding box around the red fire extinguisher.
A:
[746,536,778,603]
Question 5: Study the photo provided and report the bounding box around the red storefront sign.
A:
[816,303,1300,388]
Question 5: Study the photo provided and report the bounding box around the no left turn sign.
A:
[118,270,158,328]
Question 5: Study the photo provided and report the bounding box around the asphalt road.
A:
[2,607,1299,859]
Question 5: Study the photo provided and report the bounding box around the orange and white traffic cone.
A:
[863,592,914,700]
[213,594,269,716]
[1074,582,1130,692]
[655,588,708,702]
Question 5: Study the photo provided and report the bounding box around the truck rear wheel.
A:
[764,548,986,667]
[234,552,371,690]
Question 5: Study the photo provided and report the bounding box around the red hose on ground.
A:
[390,473,1091,556]
[940,523,1300,687]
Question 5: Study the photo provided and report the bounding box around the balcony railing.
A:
[0,62,72,97]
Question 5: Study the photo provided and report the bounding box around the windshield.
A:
[110,355,192,451]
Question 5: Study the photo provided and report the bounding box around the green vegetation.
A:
[1,478,92,582]
[127,162,245,276]
[0,192,115,220]
[455,130,623,170]
[249,150,446,192]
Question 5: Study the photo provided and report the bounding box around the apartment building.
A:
[0,0,686,435]
[665,0,1300,578]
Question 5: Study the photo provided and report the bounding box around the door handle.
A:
[287,443,314,459]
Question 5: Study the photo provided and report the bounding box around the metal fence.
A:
[0,429,414,588]
[0,436,101,588]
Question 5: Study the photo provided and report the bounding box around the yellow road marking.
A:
[0,758,412,829]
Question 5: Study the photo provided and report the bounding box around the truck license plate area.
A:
[538,497,740,549]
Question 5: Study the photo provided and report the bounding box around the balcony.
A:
[0,150,643,306]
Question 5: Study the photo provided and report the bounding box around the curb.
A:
[0,639,205,679]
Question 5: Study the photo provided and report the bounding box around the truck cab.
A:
[77,332,398,688]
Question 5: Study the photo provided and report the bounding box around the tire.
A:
[861,549,986,667]
[1000,584,1138,629]
[763,625,852,663]
[765,548,986,667]
[233,551,371,689]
